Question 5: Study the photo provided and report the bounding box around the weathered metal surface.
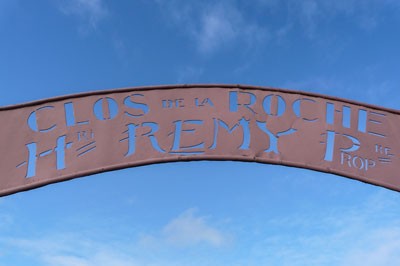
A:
[0,84,399,196]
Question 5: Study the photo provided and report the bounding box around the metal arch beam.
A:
[1,84,399,196]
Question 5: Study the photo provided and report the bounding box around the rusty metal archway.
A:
[1,84,399,196]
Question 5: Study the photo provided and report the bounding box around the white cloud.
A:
[296,0,319,38]
[1,192,400,266]
[247,0,400,42]
[154,1,267,54]
[1,208,231,265]
[197,7,236,53]
[234,190,400,266]
[59,0,108,29]
[163,208,229,247]
[3,234,140,266]
[140,208,231,248]
[341,228,400,266]
[287,0,400,37]
[154,0,400,54]
[42,252,141,266]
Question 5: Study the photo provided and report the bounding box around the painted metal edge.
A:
[1,84,399,115]
[1,155,399,197]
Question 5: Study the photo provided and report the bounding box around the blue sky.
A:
[1,0,400,265]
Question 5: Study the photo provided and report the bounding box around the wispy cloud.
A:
[1,208,231,265]
[164,208,230,247]
[281,72,399,110]
[196,4,266,54]
[2,192,400,266]
[140,208,231,248]
[3,233,140,266]
[341,228,400,266]
[154,1,267,54]
[58,0,108,30]
[234,190,400,266]
[283,0,400,38]
[154,0,399,55]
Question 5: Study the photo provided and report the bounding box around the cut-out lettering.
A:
[3,85,400,197]
[341,152,376,171]
[18,135,72,178]
[256,121,297,154]
[120,122,165,156]
[292,98,318,122]
[76,141,96,157]
[162,99,185,109]
[124,94,149,117]
[195,98,214,107]
[77,130,94,142]
[93,97,119,121]
[375,144,394,164]
[27,106,57,133]
[170,120,205,155]
[367,111,387,138]
[342,106,351,128]
[120,124,139,157]
[229,91,256,114]
[64,102,89,127]
[210,118,250,150]
[322,131,360,162]
[358,109,367,133]
[262,94,286,117]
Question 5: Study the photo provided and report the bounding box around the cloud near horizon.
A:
[2,191,400,266]
[0,208,232,266]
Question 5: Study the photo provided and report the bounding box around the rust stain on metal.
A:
[0,84,399,196]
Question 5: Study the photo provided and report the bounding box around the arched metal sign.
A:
[0,84,399,196]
